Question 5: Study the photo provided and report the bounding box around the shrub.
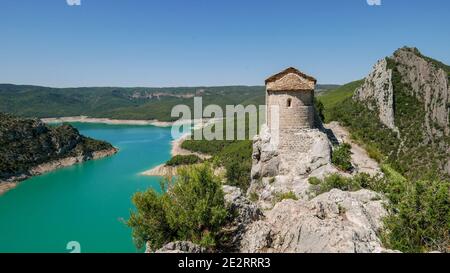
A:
[382,179,450,253]
[249,191,259,202]
[308,177,322,186]
[331,143,353,172]
[127,164,228,251]
[314,97,325,122]
[311,173,364,195]
[218,141,253,191]
[273,191,298,204]
[180,139,253,192]
[165,155,202,166]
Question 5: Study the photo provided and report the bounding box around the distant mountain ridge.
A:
[0,84,337,122]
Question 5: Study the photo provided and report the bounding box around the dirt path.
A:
[325,122,381,176]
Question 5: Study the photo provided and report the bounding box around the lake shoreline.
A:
[41,116,176,127]
[0,147,118,196]
[141,120,215,177]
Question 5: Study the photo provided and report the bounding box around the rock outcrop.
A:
[353,58,397,132]
[392,48,450,137]
[221,186,263,252]
[240,189,388,253]
[243,108,390,252]
[155,241,207,253]
[354,47,450,137]
[248,125,339,208]
[0,113,117,194]
[352,47,450,177]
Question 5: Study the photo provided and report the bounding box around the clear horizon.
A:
[1,0,449,87]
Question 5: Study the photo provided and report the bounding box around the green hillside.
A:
[0,84,264,121]
[316,80,364,122]
[0,84,338,122]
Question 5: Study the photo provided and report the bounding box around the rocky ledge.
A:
[240,189,389,253]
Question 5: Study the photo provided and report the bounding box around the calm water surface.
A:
[0,123,172,253]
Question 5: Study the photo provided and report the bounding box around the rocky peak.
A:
[353,58,397,132]
[353,47,450,177]
[391,47,450,136]
[354,47,450,137]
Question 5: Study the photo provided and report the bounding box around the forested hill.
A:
[0,113,116,183]
[0,84,337,122]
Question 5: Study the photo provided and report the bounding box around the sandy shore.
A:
[141,119,217,177]
[140,135,211,177]
[0,182,17,196]
[41,116,176,127]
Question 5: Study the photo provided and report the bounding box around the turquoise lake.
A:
[0,123,174,253]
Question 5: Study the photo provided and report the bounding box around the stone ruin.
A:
[249,67,337,207]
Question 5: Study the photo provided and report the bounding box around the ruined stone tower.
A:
[250,67,333,202]
[265,67,317,134]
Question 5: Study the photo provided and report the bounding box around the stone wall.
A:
[267,90,314,131]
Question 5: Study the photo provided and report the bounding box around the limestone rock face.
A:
[155,241,206,253]
[392,48,450,137]
[353,58,397,131]
[354,47,450,137]
[248,125,337,208]
[240,189,388,253]
[352,47,450,177]
[221,186,263,252]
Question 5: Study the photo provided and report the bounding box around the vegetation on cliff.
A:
[0,113,115,181]
[316,47,450,252]
[309,165,450,253]
[128,164,228,250]
[319,48,450,181]
[331,143,353,172]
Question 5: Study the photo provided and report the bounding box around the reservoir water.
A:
[0,123,173,253]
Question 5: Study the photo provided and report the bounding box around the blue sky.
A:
[0,0,449,87]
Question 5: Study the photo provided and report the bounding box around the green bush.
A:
[218,141,253,191]
[332,143,353,172]
[127,164,228,251]
[181,138,253,192]
[273,191,298,204]
[165,155,202,166]
[308,177,322,186]
[314,97,325,122]
[382,179,450,253]
[310,173,367,195]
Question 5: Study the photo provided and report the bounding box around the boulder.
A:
[240,189,389,253]
[155,241,206,253]
[221,186,263,252]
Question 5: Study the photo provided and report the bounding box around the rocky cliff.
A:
[240,189,390,253]
[248,125,340,209]
[0,113,117,193]
[354,47,450,136]
[353,47,450,178]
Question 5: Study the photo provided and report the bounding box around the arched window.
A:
[287,98,292,108]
